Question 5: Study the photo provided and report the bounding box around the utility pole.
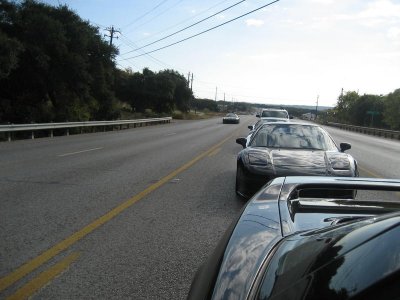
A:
[105,26,120,46]
[190,73,193,92]
[224,93,225,112]
[187,72,191,88]
[315,95,319,120]
[215,87,218,102]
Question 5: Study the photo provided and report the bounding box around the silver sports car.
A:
[235,122,358,198]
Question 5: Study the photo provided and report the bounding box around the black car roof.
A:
[207,177,400,300]
[257,211,400,300]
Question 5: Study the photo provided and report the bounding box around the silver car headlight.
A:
[329,156,350,170]
[248,152,270,166]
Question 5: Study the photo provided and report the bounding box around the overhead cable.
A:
[123,0,169,29]
[119,0,280,61]
[119,34,172,69]
[121,0,246,55]
[119,34,188,74]
[124,0,186,34]
[133,0,231,44]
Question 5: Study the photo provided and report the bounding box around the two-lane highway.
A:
[322,125,400,179]
[1,116,399,299]
[0,116,253,299]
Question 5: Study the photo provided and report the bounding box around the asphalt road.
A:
[0,116,399,299]
[321,125,400,179]
[0,116,252,299]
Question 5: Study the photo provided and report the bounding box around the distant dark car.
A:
[235,122,357,198]
[188,177,400,300]
[223,113,240,124]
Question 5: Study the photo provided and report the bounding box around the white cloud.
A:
[358,0,400,19]
[281,19,305,26]
[388,27,400,39]
[309,0,334,4]
[245,19,265,27]
[334,0,400,27]
[280,0,400,31]
[387,27,400,44]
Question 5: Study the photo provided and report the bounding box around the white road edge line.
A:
[58,147,104,157]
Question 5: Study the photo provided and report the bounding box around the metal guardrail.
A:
[0,117,172,141]
[327,122,400,140]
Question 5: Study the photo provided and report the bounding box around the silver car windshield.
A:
[250,124,337,150]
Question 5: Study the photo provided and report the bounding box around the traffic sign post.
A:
[366,111,379,127]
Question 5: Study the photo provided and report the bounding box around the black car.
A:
[223,113,240,124]
[236,122,357,198]
[188,177,400,300]
[256,108,290,119]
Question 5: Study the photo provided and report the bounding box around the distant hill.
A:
[212,99,333,115]
[281,105,332,111]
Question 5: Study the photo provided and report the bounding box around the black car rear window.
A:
[261,111,288,118]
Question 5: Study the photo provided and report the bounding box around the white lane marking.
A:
[58,147,103,157]
[165,132,177,136]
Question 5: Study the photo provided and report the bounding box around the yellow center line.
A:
[0,126,245,292]
[207,147,221,157]
[6,252,80,300]
[357,165,382,178]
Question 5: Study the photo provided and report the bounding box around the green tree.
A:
[349,94,384,127]
[0,31,23,79]
[383,89,400,130]
[114,68,192,114]
[194,98,219,112]
[152,71,175,113]
[0,0,118,123]
[158,69,191,113]
[335,91,359,123]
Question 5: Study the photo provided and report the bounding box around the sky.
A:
[40,0,400,107]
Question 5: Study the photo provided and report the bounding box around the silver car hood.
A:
[271,149,327,175]
[247,148,353,176]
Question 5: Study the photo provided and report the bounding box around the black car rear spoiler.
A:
[278,177,400,217]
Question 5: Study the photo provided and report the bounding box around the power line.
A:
[89,21,107,29]
[119,0,280,61]
[119,34,172,69]
[123,0,169,29]
[121,0,246,55]
[124,0,186,34]
[119,34,189,75]
[133,0,231,44]
[116,61,142,71]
